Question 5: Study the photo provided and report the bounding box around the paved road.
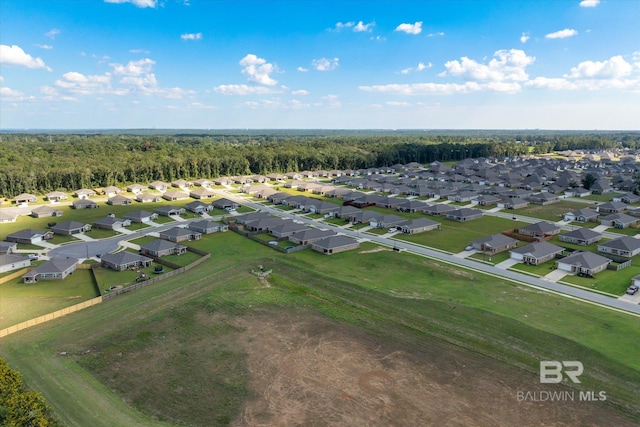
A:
[217,190,640,316]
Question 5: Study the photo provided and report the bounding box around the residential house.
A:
[72,199,98,209]
[0,242,18,255]
[471,234,519,254]
[123,210,157,223]
[396,200,428,213]
[22,257,78,283]
[171,179,193,190]
[509,242,564,265]
[193,178,213,188]
[74,188,96,199]
[188,219,227,234]
[556,252,611,277]
[212,198,239,210]
[597,201,628,214]
[445,208,483,222]
[102,186,122,197]
[528,192,559,205]
[332,205,361,219]
[159,227,202,243]
[348,210,383,225]
[400,218,441,234]
[371,214,407,229]
[185,201,213,215]
[51,220,91,235]
[162,190,189,201]
[136,193,162,203]
[422,203,457,216]
[518,221,562,239]
[92,216,131,230]
[31,206,63,218]
[149,181,170,192]
[107,195,133,205]
[0,211,17,223]
[14,193,37,205]
[154,206,185,217]
[563,208,599,223]
[311,235,360,255]
[126,183,147,194]
[244,217,287,233]
[289,229,337,245]
[472,195,501,207]
[190,188,216,199]
[590,179,613,194]
[140,239,187,257]
[269,220,309,238]
[598,236,640,258]
[100,251,153,271]
[6,229,53,244]
[234,212,271,224]
[45,191,68,202]
[0,254,31,274]
[558,228,602,246]
[599,213,638,229]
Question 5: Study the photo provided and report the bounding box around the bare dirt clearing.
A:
[233,311,634,427]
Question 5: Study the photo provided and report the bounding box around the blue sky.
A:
[1,0,638,129]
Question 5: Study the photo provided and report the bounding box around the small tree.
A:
[582,173,597,190]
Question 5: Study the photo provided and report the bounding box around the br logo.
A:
[540,361,584,384]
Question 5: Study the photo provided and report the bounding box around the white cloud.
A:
[400,62,432,74]
[297,66,309,72]
[181,32,202,41]
[520,33,530,43]
[566,55,633,79]
[353,21,374,32]
[291,89,309,95]
[386,101,412,107]
[0,45,51,71]
[332,21,354,31]
[312,57,339,71]
[441,49,535,82]
[359,81,521,95]
[395,22,422,35]
[54,71,112,95]
[45,28,60,39]
[0,86,27,100]
[213,84,280,95]
[35,44,53,50]
[111,58,155,77]
[545,28,578,39]
[129,48,150,54]
[104,0,157,7]
[289,99,310,109]
[239,54,277,86]
[580,0,600,7]
[370,36,386,42]
[427,32,445,37]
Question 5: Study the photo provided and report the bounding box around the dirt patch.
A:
[233,310,635,427]
[359,246,391,254]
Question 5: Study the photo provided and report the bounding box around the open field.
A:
[0,232,639,426]
[517,200,588,221]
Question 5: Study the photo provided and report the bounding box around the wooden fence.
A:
[0,297,103,338]
[0,268,29,285]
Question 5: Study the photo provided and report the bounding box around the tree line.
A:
[0,132,637,198]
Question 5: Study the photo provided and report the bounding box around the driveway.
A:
[543,269,569,283]
[495,258,519,270]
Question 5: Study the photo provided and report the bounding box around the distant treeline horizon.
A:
[1,132,639,198]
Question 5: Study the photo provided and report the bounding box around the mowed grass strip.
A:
[397,215,527,253]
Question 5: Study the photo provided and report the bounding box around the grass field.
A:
[517,200,588,221]
[2,216,640,425]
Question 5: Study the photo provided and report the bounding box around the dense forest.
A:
[1,131,639,198]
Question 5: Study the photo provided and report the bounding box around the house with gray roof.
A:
[188,219,227,234]
[528,192,560,205]
[332,205,361,219]
[400,218,441,235]
[244,217,287,232]
[72,199,98,209]
[74,188,96,199]
[159,227,202,243]
[598,236,640,258]
[22,257,78,283]
[510,242,564,265]
[185,201,213,215]
[155,206,185,217]
[149,181,170,191]
[126,183,147,194]
[0,254,31,274]
[107,195,133,205]
[445,208,483,222]
[162,190,189,201]
[597,201,628,214]
[288,228,337,245]
[50,220,91,236]
[6,229,53,244]
[422,203,457,216]
[0,242,17,254]
[45,191,68,202]
[189,188,216,199]
[599,213,638,229]
[269,220,309,238]
[140,239,187,257]
[563,208,599,223]
[13,193,37,205]
[123,210,157,223]
[100,251,153,271]
[234,211,271,224]
[471,234,519,254]
[556,252,611,277]
[136,193,162,203]
[518,221,562,239]
[92,216,131,230]
[311,235,360,255]
[31,205,63,218]
[558,228,602,246]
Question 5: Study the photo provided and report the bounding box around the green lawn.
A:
[323,217,349,226]
[162,250,203,267]
[86,228,121,239]
[0,269,98,329]
[509,260,557,276]
[48,234,79,245]
[517,200,587,222]
[94,262,173,290]
[560,264,640,296]
[468,250,512,265]
[152,215,176,224]
[397,215,527,253]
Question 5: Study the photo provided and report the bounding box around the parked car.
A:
[388,228,397,233]
[27,254,39,260]
[626,284,639,295]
